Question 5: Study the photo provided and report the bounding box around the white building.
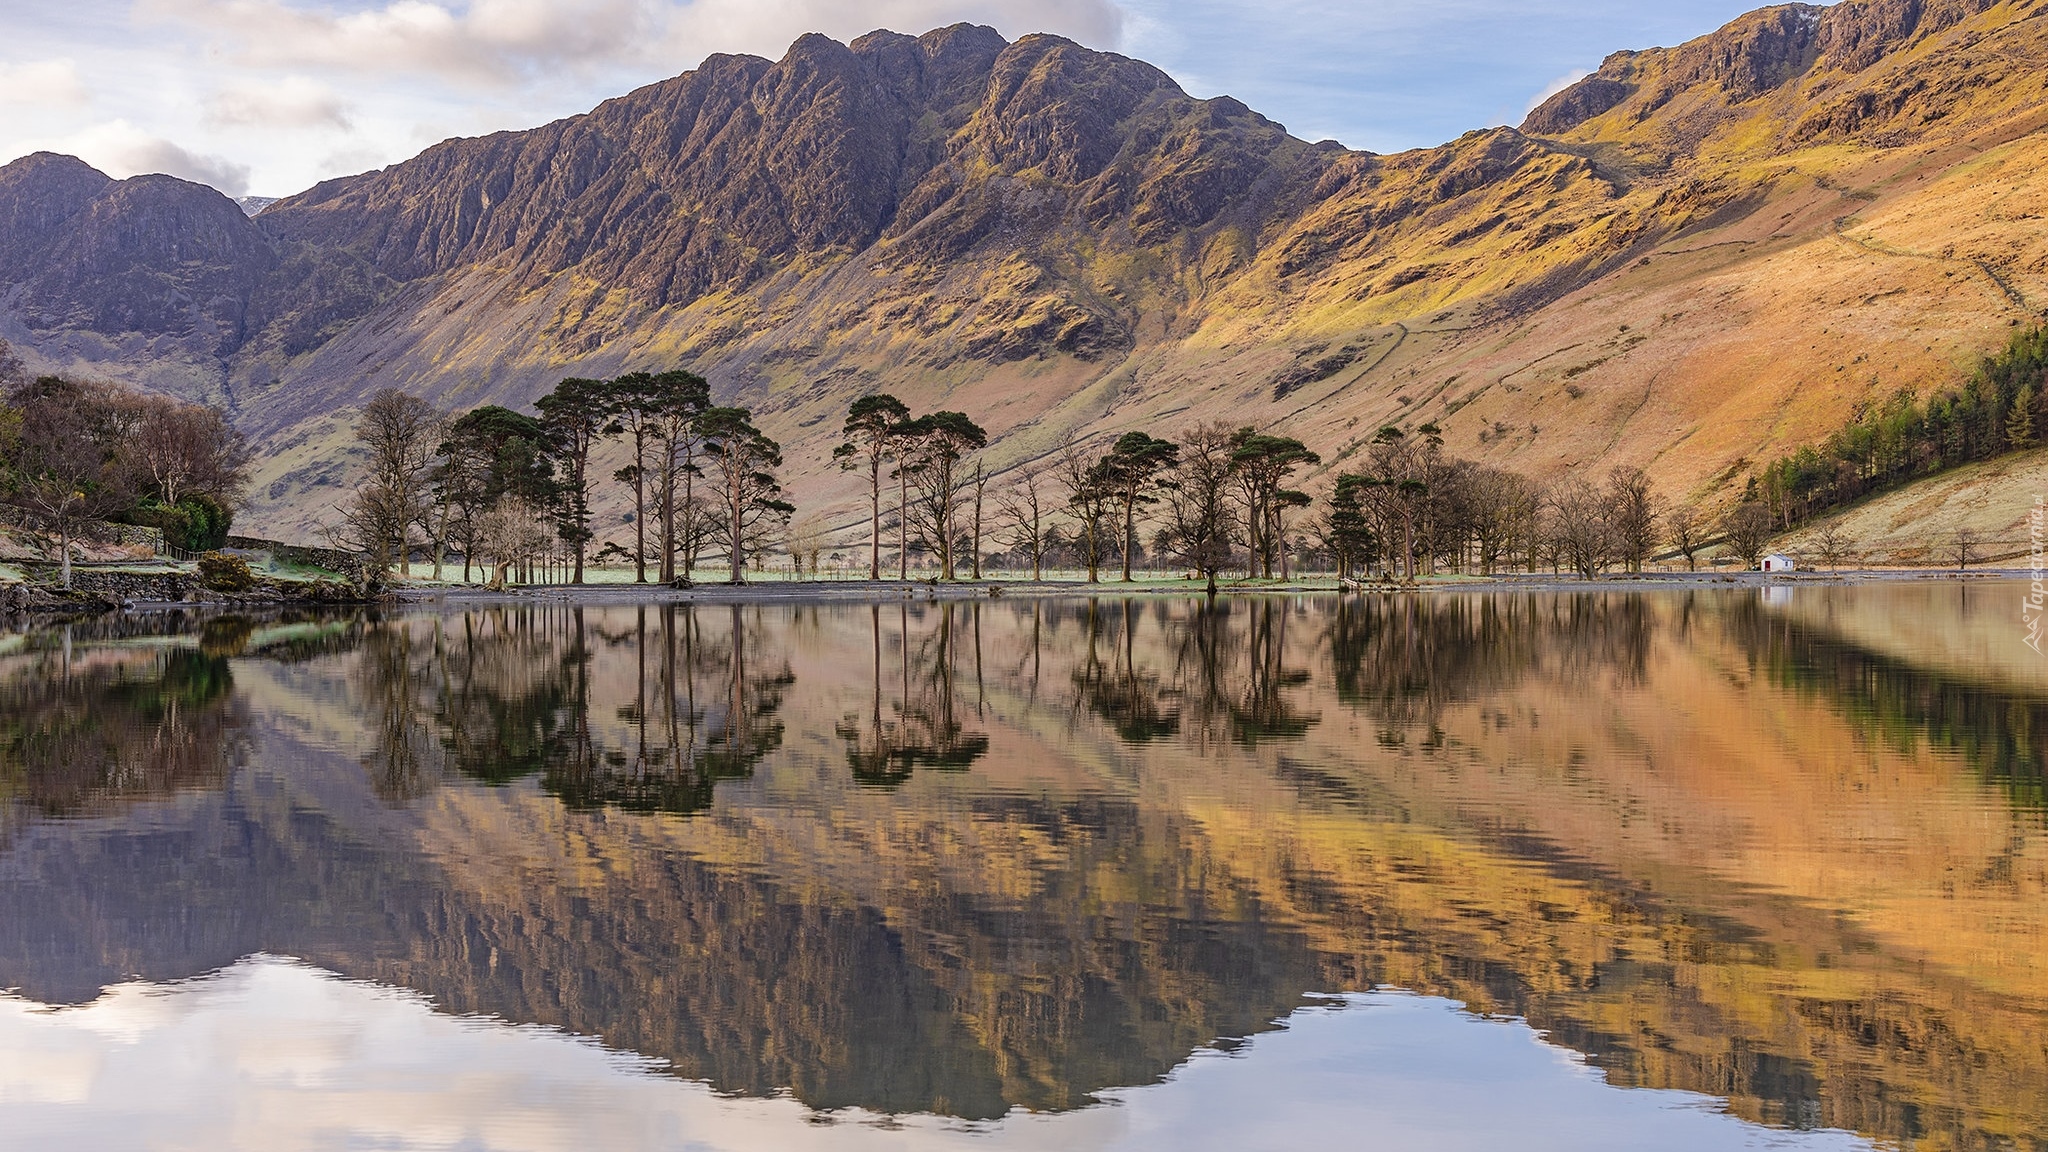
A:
[1760,553,1797,572]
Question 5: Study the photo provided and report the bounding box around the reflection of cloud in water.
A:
[0,957,1872,1152]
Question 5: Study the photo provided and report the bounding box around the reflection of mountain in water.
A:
[0,593,2044,1146]
[1729,595,2048,814]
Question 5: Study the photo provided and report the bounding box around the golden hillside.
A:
[1,4,2044,541]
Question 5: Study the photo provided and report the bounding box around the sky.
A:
[2,963,1874,1151]
[0,0,1777,200]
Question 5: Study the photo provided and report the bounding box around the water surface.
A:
[1,586,2043,1150]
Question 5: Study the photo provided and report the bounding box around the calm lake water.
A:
[0,585,2043,1151]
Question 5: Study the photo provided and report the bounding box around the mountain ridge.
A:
[1,1,2044,541]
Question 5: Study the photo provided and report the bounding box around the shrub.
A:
[139,494,235,552]
[197,551,257,593]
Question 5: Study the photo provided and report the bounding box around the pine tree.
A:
[2007,383,2037,449]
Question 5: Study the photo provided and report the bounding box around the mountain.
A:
[1,1,2044,541]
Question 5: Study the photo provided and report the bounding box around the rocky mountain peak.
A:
[1522,0,2008,137]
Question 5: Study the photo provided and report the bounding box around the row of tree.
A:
[836,400,1328,593]
[1756,321,2047,529]
[840,402,1717,590]
[0,337,1802,593]
[347,365,1816,588]
[335,372,792,587]
[0,341,251,587]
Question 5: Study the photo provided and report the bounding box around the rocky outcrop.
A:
[0,582,118,616]
[1519,0,2009,141]
[1523,77,1636,135]
[0,157,271,350]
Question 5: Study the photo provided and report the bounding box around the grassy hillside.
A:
[4,3,2046,546]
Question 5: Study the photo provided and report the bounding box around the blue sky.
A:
[0,0,1772,198]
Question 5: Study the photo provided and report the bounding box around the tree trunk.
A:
[634,435,648,583]
[433,500,450,581]
[869,458,882,580]
[659,475,676,584]
[729,488,744,585]
[1121,497,1135,582]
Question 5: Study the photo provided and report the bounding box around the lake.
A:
[0,585,2043,1151]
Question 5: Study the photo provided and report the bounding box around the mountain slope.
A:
[1,2,2045,542]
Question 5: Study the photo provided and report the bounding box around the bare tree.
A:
[1606,466,1658,573]
[477,496,552,589]
[328,482,414,586]
[1721,501,1774,568]
[1667,503,1706,571]
[968,462,991,580]
[120,394,250,510]
[1468,466,1536,575]
[1161,422,1239,595]
[1950,527,1976,571]
[1055,433,1112,583]
[698,406,793,584]
[1813,522,1854,571]
[1545,480,1616,579]
[355,389,444,577]
[785,514,829,580]
[2,376,132,588]
[997,463,1052,580]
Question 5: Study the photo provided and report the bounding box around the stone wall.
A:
[222,535,366,577]
[33,568,192,601]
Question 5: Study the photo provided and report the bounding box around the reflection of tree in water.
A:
[838,602,990,786]
[1057,598,1319,747]
[353,605,793,814]
[1329,593,1652,743]
[354,621,448,802]
[553,604,794,813]
[1728,596,2048,815]
[1070,599,1179,741]
[1166,598,1320,745]
[0,637,248,815]
[426,609,576,788]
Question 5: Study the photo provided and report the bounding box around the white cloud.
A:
[205,75,354,130]
[59,120,253,196]
[1524,68,1592,117]
[658,0,1123,60]
[0,58,90,108]
[136,0,1123,89]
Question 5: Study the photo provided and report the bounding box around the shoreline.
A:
[391,567,2035,608]
[0,566,2032,623]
